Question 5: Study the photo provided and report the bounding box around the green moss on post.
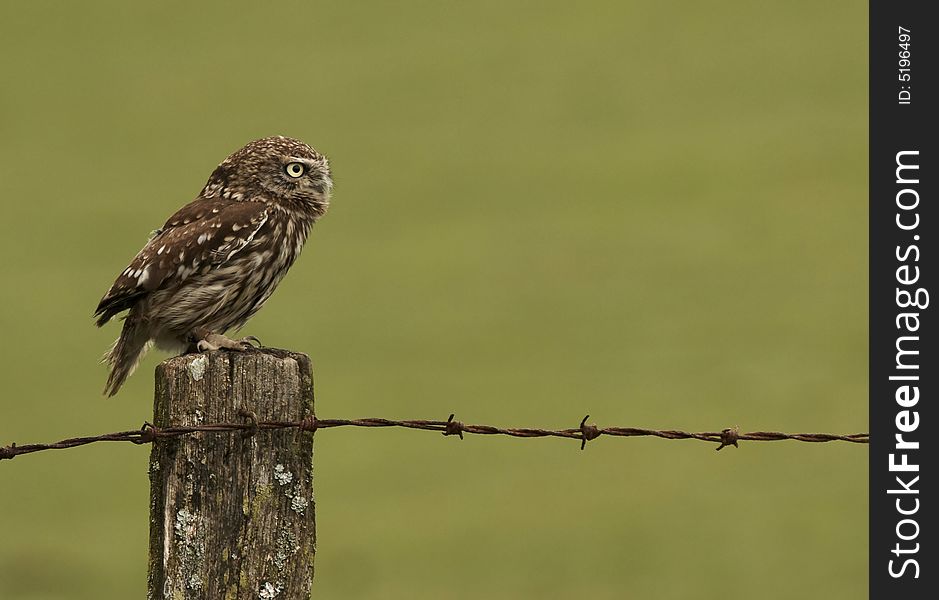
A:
[148,349,316,599]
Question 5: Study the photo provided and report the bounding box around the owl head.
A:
[203,136,332,217]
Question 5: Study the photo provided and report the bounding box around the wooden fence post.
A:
[148,349,316,600]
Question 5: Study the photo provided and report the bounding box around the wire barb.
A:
[134,422,159,445]
[238,409,260,438]
[444,414,464,439]
[299,415,318,433]
[0,442,16,461]
[0,416,869,463]
[716,426,739,451]
[579,415,601,450]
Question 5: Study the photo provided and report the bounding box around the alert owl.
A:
[95,136,332,396]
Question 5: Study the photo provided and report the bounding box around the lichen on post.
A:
[148,349,316,600]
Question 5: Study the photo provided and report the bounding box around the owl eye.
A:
[285,162,306,178]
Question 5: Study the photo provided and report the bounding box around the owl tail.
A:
[102,317,152,397]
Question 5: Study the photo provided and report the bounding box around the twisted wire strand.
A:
[0,414,869,461]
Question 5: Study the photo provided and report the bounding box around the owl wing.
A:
[94,198,270,326]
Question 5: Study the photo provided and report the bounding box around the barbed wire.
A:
[0,413,868,462]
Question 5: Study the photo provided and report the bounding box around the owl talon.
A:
[241,335,263,348]
[197,333,256,352]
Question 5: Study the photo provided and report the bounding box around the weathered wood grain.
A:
[148,349,315,600]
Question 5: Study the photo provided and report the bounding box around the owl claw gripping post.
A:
[94,136,332,396]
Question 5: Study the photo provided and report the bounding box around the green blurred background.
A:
[0,1,867,598]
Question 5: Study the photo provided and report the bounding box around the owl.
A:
[94,136,332,396]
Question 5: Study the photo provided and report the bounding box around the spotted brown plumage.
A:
[95,136,332,396]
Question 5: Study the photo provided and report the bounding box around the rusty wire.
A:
[0,413,868,462]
